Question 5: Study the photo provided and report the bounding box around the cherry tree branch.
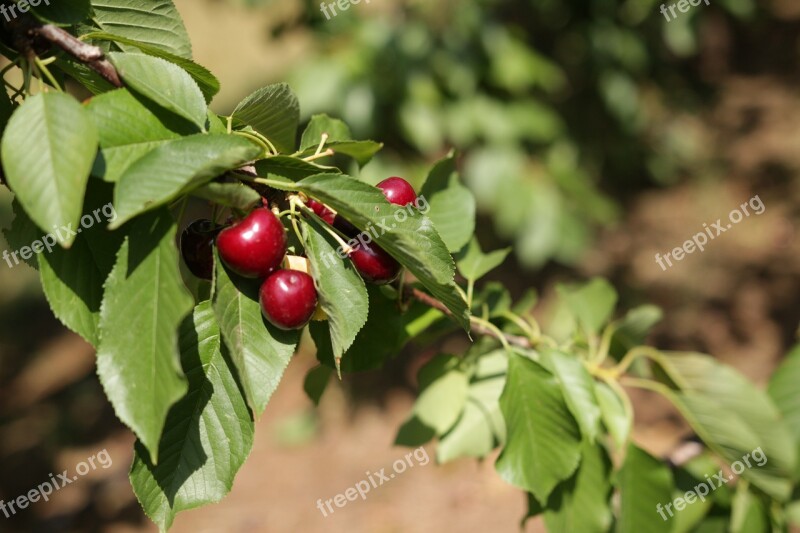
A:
[404,287,533,349]
[31,24,122,87]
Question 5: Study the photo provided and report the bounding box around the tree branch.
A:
[31,24,122,88]
[404,287,533,349]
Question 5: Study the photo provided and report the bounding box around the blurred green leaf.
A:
[618,444,674,533]
[495,352,581,505]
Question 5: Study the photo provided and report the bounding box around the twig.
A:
[404,287,532,349]
[31,24,122,87]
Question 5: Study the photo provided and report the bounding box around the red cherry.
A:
[350,241,400,284]
[307,198,336,225]
[259,269,318,330]
[377,177,417,206]
[180,219,220,280]
[217,208,286,278]
[333,215,360,237]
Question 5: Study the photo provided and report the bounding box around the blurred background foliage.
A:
[212,0,758,267]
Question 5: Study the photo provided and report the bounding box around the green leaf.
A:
[191,182,261,211]
[618,444,674,533]
[297,141,383,167]
[299,114,352,150]
[301,217,369,370]
[594,381,630,450]
[768,344,800,477]
[5,196,109,347]
[255,156,339,182]
[413,355,470,435]
[1,93,98,246]
[303,365,332,406]
[653,352,797,501]
[472,282,512,318]
[542,349,601,443]
[96,209,193,463]
[293,174,469,332]
[213,255,299,415]
[297,114,381,166]
[109,53,206,129]
[609,305,663,360]
[87,88,185,183]
[730,482,769,533]
[54,57,115,95]
[671,454,723,533]
[92,0,193,58]
[557,277,618,334]
[39,184,124,346]
[395,415,437,448]
[495,352,582,504]
[437,350,507,463]
[420,152,476,253]
[130,301,255,531]
[111,134,260,228]
[4,199,43,269]
[455,237,511,282]
[233,84,300,154]
[31,0,91,25]
[528,442,613,533]
[311,285,409,373]
[83,32,219,103]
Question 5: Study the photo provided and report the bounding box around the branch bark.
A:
[404,286,533,349]
[31,24,122,87]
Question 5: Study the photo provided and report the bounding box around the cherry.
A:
[217,208,286,278]
[377,177,417,206]
[260,269,318,330]
[180,219,220,280]
[307,198,336,225]
[350,241,401,284]
[333,215,360,237]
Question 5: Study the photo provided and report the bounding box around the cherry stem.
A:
[303,148,334,162]
[33,55,62,92]
[314,133,329,156]
[295,200,354,254]
[287,196,306,247]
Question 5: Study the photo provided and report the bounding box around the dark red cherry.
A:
[349,242,401,284]
[259,269,318,330]
[377,177,417,206]
[180,219,220,280]
[307,198,336,225]
[217,208,286,278]
[333,215,360,237]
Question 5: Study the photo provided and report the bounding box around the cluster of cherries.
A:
[181,177,418,330]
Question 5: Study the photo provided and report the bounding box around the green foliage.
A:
[109,52,207,129]
[96,209,194,462]
[91,0,192,58]
[213,254,299,415]
[2,92,98,246]
[130,301,255,531]
[0,3,795,532]
[301,216,368,371]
